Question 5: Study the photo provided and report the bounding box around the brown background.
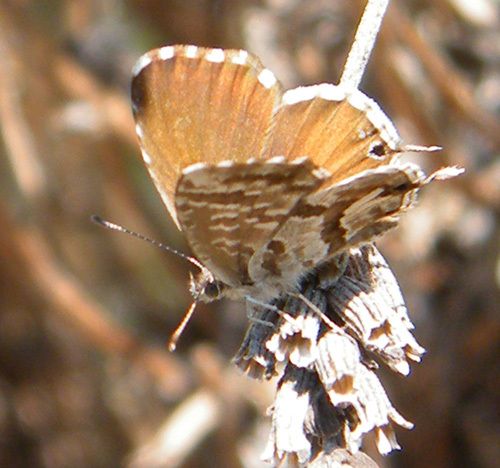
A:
[0,1,498,467]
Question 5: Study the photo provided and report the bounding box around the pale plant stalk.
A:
[339,0,390,91]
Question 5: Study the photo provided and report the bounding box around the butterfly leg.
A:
[245,295,296,328]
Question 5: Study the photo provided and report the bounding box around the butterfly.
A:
[131,44,460,312]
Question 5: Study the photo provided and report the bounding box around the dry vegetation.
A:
[0,1,498,467]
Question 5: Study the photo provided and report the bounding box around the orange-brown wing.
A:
[263,84,402,184]
[132,45,283,227]
[175,158,328,288]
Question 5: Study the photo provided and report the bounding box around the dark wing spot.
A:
[267,240,286,255]
[393,182,413,192]
[262,256,281,276]
[369,143,386,158]
[293,203,325,218]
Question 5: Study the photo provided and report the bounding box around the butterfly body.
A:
[131,44,457,305]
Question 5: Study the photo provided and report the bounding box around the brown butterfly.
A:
[131,44,460,332]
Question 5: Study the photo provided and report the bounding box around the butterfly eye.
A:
[204,281,223,299]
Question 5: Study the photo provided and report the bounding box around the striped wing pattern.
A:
[175,158,328,292]
[249,163,425,291]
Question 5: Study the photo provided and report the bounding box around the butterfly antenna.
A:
[167,300,198,351]
[91,215,204,270]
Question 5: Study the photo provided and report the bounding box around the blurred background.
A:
[0,0,498,467]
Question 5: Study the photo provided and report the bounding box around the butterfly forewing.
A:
[132,45,283,226]
[264,85,401,184]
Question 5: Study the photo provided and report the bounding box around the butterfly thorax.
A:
[190,267,285,304]
[190,250,353,306]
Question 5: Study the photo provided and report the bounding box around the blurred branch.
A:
[387,3,500,145]
[0,202,190,398]
[340,0,390,90]
[128,389,222,468]
[53,54,136,144]
[129,344,274,467]
[0,17,46,198]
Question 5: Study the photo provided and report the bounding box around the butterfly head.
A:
[168,265,227,351]
[189,267,226,303]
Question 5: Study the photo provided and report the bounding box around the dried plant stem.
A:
[339,0,390,91]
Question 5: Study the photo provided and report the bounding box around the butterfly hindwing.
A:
[175,157,328,290]
[249,163,425,289]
